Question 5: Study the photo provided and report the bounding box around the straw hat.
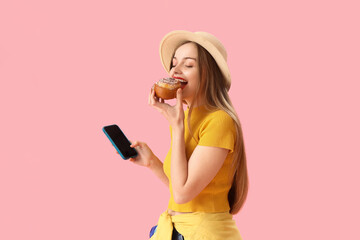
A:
[159,30,231,89]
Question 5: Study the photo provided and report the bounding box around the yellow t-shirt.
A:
[163,105,236,212]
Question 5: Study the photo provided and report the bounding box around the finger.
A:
[149,86,154,102]
[176,88,183,108]
[149,92,169,112]
[130,141,140,148]
[148,93,158,105]
[149,88,159,106]
[151,86,156,99]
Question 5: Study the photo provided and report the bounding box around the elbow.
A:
[173,189,192,204]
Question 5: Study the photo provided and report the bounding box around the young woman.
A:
[129,30,249,240]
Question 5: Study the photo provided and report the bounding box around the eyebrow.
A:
[173,56,197,61]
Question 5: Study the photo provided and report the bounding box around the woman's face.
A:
[170,42,201,106]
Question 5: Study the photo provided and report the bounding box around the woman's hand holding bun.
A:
[149,86,185,129]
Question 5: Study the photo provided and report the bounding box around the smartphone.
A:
[102,124,138,160]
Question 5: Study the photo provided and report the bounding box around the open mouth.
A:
[174,77,188,89]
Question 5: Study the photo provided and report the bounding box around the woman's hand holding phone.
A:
[124,141,169,187]
[118,141,155,168]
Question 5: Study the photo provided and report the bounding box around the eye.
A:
[185,65,193,68]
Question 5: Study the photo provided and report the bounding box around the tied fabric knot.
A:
[150,210,242,240]
[150,211,174,240]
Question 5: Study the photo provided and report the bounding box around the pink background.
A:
[1,0,359,239]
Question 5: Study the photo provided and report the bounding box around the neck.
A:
[185,97,205,109]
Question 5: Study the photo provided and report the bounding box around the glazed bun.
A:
[154,78,181,100]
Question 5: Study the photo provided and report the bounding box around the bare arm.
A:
[148,88,228,203]
[148,154,169,187]
[171,127,228,204]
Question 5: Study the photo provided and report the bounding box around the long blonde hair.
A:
[170,42,249,214]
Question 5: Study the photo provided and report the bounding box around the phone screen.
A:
[103,125,138,159]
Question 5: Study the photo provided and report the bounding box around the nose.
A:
[170,64,181,76]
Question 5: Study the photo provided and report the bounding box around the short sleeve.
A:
[198,111,236,152]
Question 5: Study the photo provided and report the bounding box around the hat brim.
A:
[159,30,231,88]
